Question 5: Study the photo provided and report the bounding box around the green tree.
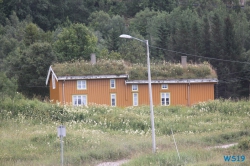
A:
[149,0,176,12]
[106,15,126,51]
[189,20,202,62]
[0,72,17,98]
[88,10,111,36]
[155,20,171,60]
[200,16,212,58]
[118,33,146,63]
[210,12,224,60]
[24,23,41,46]
[16,42,56,97]
[129,8,158,37]
[53,23,97,62]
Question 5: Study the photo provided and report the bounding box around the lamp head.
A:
[119,34,132,39]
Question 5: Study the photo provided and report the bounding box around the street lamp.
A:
[119,34,156,153]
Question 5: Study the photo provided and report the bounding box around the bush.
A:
[238,138,250,150]
[0,72,17,98]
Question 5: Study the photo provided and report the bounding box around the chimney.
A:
[91,53,96,64]
[181,56,187,67]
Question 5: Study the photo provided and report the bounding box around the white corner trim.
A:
[45,66,58,85]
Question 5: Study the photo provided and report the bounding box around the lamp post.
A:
[119,34,156,153]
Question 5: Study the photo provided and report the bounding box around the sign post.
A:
[57,125,66,166]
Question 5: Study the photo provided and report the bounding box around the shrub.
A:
[238,138,250,150]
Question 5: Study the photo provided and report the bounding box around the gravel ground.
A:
[96,159,129,166]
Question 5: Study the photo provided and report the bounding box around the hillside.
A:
[0,0,250,98]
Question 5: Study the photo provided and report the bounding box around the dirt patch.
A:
[207,143,238,150]
[96,159,129,166]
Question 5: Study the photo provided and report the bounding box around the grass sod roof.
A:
[51,59,217,80]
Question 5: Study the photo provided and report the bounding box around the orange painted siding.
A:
[189,83,214,105]
[49,74,60,103]
[61,78,129,106]
[48,75,216,106]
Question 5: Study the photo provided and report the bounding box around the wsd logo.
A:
[224,155,245,162]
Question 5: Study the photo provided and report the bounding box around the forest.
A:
[1,0,250,99]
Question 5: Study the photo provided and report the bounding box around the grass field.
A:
[0,95,249,165]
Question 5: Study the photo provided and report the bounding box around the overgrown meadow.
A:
[0,94,250,165]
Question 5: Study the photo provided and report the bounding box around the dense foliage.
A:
[1,0,250,98]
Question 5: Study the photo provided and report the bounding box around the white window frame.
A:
[132,84,138,91]
[77,80,87,90]
[133,93,138,106]
[161,84,168,89]
[72,95,87,106]
[110,79,116,89]
[161,93,170,106]
[111,93,116,106]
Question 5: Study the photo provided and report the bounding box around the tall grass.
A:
[0,96,249,165]
[52,59,217,79]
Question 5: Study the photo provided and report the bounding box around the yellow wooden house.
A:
[46,59,218,107]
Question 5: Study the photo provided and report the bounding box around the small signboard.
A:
[57,125,66,137]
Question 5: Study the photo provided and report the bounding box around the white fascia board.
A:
[57,74,128,80]
[125,78,218,84]
[45,66,58,85]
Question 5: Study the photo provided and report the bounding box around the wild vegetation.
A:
[0,94,249,165]
[1,0,250,98]
[52,59,217,79]
[0,1,249,165]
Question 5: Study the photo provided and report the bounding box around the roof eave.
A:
[125,78,218,84]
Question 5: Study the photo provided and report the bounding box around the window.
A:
[133,93,138,106]
[161,84,168,89]
[52,74,56,89]
[161,93,170,106]
[132,84,138,91]
[111,93,116,106]
[77,80,86,90]
[72,95,87,106]
[110,79,115,88]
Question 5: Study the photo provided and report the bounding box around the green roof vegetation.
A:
[52,59,217,80]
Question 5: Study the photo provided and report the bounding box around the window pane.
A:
[77,82,81,89]
[166,93,169,98]
[83,96,86,105]
[110,79,115,88]
[112,99,115,106]
[162,84,168,89]
[133,93,138,106]
[72,95,87,106]
[77,80,86,89]
[161,93,170,106]
[83,81,86,89]
[166,98,169,105]
[73,96,77,105]
[111,94,116,106]
[161,98,165,105]
[132,85,138,91]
